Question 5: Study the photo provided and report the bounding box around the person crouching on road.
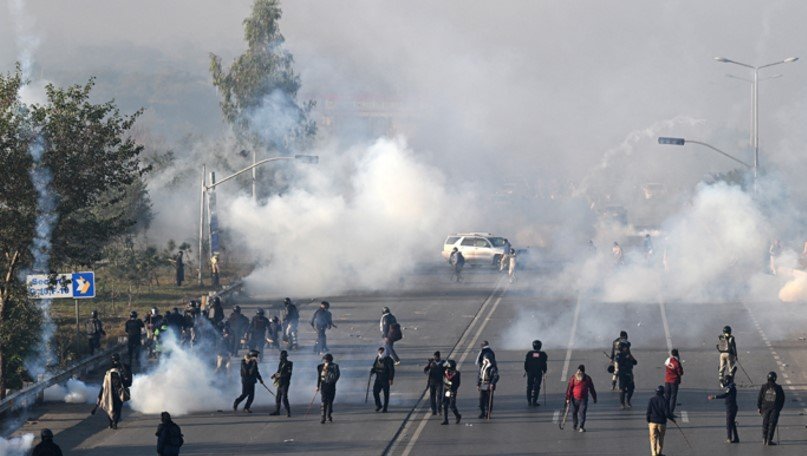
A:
[371,346,395,412]
[647,385,670,456]
[233,350,263,413]
[565,364,597,432]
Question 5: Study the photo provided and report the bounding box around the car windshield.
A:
[490,237,507,247]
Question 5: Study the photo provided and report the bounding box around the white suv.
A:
[442,233,509,265]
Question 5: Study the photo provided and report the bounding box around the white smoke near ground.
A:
[43,378,98,404]
[224,136,479,296]
[0,434,34,456]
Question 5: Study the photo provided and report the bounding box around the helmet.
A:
[321,301,330,309]
[284,297,292,305]
[656,385,665,395]
[446,360,457,370]
[619,330,628,339]
[723,325,732,334]
[41,428,53,440]
[257,308,264,316]
[382,307,390,314]
[322,353,333,362]
[234,305,241,313]
[130,311,137,318]
[532,340,542,350]
[768,371,777,382]
[280,350,288,359]
[91,310,98,318]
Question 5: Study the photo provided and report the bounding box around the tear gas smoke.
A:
[0,434,34,456]
[6,0,40,80]
[225,137,480,296]
[43,378,98,404]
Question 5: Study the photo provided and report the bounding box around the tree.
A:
[209,0,316,153]
[0,67,147,398]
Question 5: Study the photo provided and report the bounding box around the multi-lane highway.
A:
[10,266,807,455]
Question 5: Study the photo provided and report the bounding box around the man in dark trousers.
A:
[441,359,462,425]
[32,428,63,456]
[124,311,145,367]
[247,309,270,361]
[371,346,395,412]
[615,342,637,409]
[524,339,548,406]
[380,307,401,364]
[609,330,630,390]
[424,351,445,415]
[664,348,684,416]
[757,371,785,446]
[233,350,264,413]
[270,350,293,417]
[708,374,739,444]
[565,364,597,432]
[717,325,737,386]
[155,411,183,456]
[477,353,499,419]
[281,297,300,350]
[317,353,341,423]
[646,385,670,456]
[311,301,335,355]
[86,310,106,355]
[227,305,249,355]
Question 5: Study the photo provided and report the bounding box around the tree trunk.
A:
[1,250,21,400]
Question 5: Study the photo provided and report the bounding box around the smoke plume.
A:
[0,434,34,456]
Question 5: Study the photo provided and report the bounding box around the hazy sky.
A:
[2,0,806,192]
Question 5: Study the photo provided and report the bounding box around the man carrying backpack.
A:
[757,371,785,446]
[156,411,183,456]
[717,325,737,387]
[380,307,402,364]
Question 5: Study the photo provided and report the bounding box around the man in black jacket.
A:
[708,374,739,443]
[615,342,637,409]
[757,371,785,446]
[441,360,462,425]
[124,311,144,367]
[32,428,63,456]
[233,350,264,413]
[248,309,270,361]
[424,351,445,415]
[646,385,670,456]
[270,350,293,417]
[371,347,395,412]
[524,340,548,406]
[227,305,249,355]
[155,411,183,456]
[317,353,341,423]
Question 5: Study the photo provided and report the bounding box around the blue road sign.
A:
[71,271,95,298]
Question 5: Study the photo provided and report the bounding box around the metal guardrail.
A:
[0,280,243,417]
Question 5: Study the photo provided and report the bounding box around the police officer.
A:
[270,350,293,417]
[609,330,630,390]
[371,346,395,412]
[441,360,462,425]
[717,325,737,386]
[524,340,548,406]
[233,350,263,413]
[32,428,63,456]
[226,305,249,355]
[477,353,499,419]
[708,374,739,444]
[757,371,785,446]
[615,342,637,409]
[424,351,445,415]
[124,311,145,367]
[317,353,341,423]
[311,301,336,355]
[281,297,300,350]
[86,310,106,355]
[248,309,270,361]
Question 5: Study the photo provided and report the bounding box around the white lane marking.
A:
[561,293,585,382]
[681,411,689,423]
[553,410,560,423]
[658,298,673,352]
[399,279,507,456]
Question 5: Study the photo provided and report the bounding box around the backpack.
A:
[169,422,184,447]
[763,386,777,404]
[387,323,403,342]
[717,336,729,353]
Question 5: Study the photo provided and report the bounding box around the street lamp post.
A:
[657,137,753,168]
[196,154,319,285]
[713,56,798,182]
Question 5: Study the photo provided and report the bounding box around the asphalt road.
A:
[10,265,807,455]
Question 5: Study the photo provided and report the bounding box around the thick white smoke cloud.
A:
[43,378,98,404]
[224,136,479,296]
[0,434,34,456]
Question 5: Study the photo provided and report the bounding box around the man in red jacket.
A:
[565,364,597,432]
[664,348,684,416]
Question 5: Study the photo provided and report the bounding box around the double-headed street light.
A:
[713,56,798,180]
[196,154,319,285]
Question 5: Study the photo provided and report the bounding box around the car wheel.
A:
[492,254,502,266]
